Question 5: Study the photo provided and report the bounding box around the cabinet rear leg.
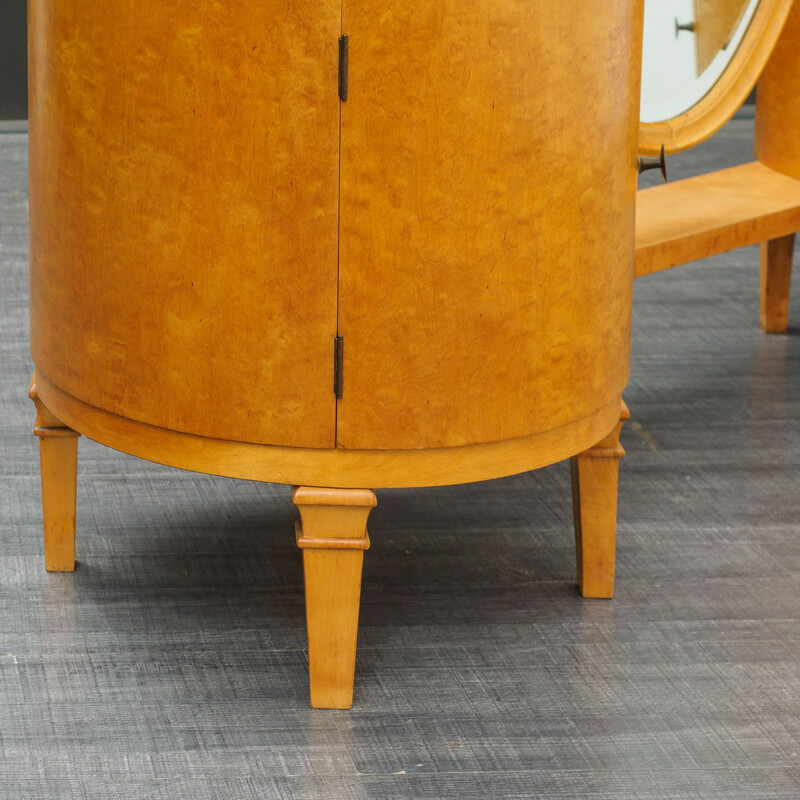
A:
[570,400,629,598]
[29,377,79,572]
[760,233,794,333]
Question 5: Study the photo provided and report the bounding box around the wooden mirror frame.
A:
[639,0,794,155]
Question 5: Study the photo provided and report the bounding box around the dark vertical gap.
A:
[0,0,27,119]
[334,4,344,447]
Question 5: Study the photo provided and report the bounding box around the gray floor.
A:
[1,117,799,799]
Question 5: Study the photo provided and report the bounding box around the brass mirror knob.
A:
[638,144,667,182]
[674,18,696,37]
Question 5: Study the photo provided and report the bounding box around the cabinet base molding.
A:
[31,370,621,490]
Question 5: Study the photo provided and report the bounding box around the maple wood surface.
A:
[34,371,622,490]
[27,2,645,710]
[338,0,642,450]
[571,401,630,600]
[756,0,800,179]
[29,380,79,572]
[293,487,376,709]
[760,234,795,333]
[29,0,643,476]
[635,161,800,277]
[28,0,341,448]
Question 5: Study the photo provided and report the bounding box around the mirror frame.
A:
[639,0,794,155]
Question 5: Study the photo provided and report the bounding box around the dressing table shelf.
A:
[637,0,799,335]
[636,161,800,276]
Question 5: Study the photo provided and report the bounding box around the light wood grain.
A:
[293,486,377,709]
[29,380,79,572]
[570,401,629,599]
[639,0,793,155]
[337,0,642,449]
[28,0,341,448]
[635,161,800,277]
[760,234,795,333]
[756,0,800,179]
[34,371,622,490]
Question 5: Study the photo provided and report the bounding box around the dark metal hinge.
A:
[334,335,344,399]
[338,35,348,101]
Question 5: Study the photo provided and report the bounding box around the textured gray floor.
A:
[1,118,799,799]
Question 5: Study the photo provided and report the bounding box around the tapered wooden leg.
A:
[570,400,629,599]
[760,233,794,333]
[293,486,376,709]
[29,378,80,572]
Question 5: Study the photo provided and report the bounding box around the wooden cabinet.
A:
[29,0,644,707]
[636,0,800,335]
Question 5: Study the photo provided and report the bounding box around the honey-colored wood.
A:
[293,486,376,709]
[570,401,629,599]
[756,0,800,179]
[27,0,341,448]
[635,161,800,277]
[760,234,795,332]
[639,0,793,155]
[695,0,751,75]
[29,380,79,572]
[34,371,622,491]
[27,2,646,710]
[337,0,643,450]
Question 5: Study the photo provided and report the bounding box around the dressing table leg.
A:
[29,378,80,572]
[570,400,629,599]
[293,486,377,709]
[760,234,794,334]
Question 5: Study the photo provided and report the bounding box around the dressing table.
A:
[26,0,799,710]
[636,0,800,333]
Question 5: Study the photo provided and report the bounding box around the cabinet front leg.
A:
[293,486,376,709]
[570,400,629,599]
[29,378,80,572]
[760,233,794,333]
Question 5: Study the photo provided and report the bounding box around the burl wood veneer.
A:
[28,0,644,707]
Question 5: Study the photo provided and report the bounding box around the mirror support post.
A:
[755,1,800,334]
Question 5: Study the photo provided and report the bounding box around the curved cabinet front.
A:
[29,0,342,448]
[28,0,645,710]
[30,0,643,475]
[338,0,642,449]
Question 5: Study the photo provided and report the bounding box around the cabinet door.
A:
[337,0,640,450]
[29,0,341,447]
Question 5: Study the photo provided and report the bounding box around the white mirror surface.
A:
[641,0,760,122]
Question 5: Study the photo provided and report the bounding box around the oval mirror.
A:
[639,0,794,154]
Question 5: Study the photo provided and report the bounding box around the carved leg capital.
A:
[293,486,376,709]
